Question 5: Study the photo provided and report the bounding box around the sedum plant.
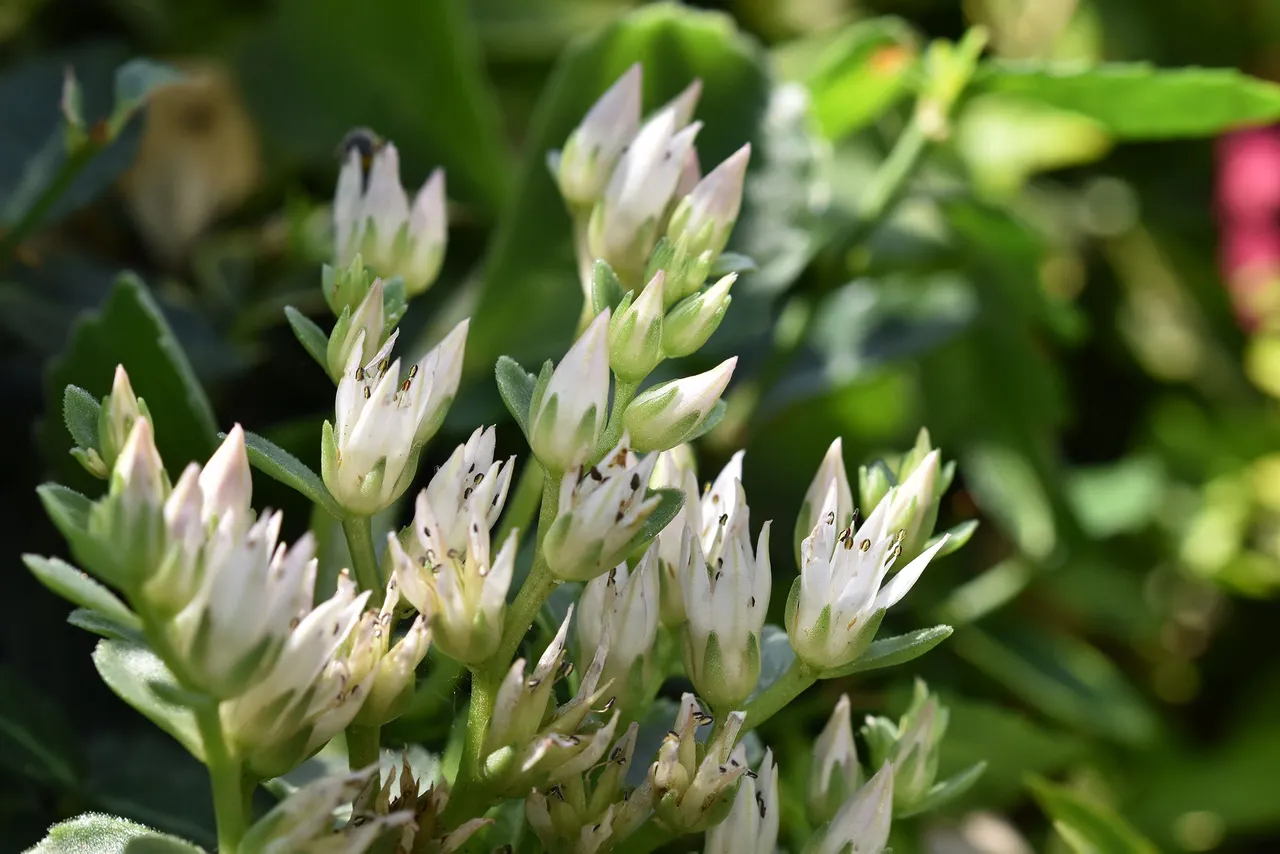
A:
[30,30,1001,854]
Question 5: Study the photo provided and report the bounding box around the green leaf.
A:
[630,488,686,551]
[283,306,331,374]
[465,4,789,371]
[748,624,796,701]
[25,813,206,853]
[23,554,138,628]
[934,558,1033,626]
[237,0,509,211]
[38,275,219,481]
[590,260,626,317]
[932,519,979,557]
[68,609,147,645]
[821,624,953,678]
[1065,456,1166,539]
[91,640,204,762]
[240,430,343,519]
[805,17,918,140]
[899,761,987,818]
[111,59,181,118]
[64,385,101,449]
[1028,776,1160,854]
[0,665,82,788]
[974,61,1280,139]
[0,43,142,230]
[495,356,538,438]
[953,623,1159,745]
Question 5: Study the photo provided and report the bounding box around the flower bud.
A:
[649,446,701,625]
[681,489,770,712]
[350,585,432,727]
[528,310,611,473]
[651,695,748,832]
[808,695,862,825]
[321,254,377,318]
[608,270,666,382]
[622,357,736,453]
[814,762,894,854]
[334,142,447,297]
[240,767,412,854]
[577,544,660,710]
[544,435,661,581]
[662,273,735,358]
[666,143,750,267]
[76,365,153,479]
[863,680,949,812]
[796,438,855,566]
[858,429,954,564]
[326,278,387,382]
[555,64,643,208]
[322,320,468,516]
[587,91,702,283]
[526,722,640,852]
[705,747,779,854]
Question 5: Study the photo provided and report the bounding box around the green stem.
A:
[0,137,104,266]
[495,460,545,549]
[347,724,381,772]
[342,514,384,605]
[385,654,464,739]
[743,659,818,730]
[195,703,249,854]
[594,379,639,463]
[616,822,676,854]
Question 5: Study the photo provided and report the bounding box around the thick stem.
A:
[743,659,818,730]
[494,460,545,550]
[342,514,384,605]
[195,703,249,854]
[593,379,638,463]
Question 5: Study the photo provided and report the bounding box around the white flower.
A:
[681,479,770,711]
[704,747,779,854]
[334,143,447,297]
[527,724,640,853]
[662,273,735,358]
[796,438,855,564]
[543,435,661,581]
[587,93,703,281]
[577,543,660,705]
[808,694,862,825]
[240,767,412,854]
[667,143,751,263]
[817,762,894,854]
[555,64,643,208]
[220,572,370,778]
[528,310,611,473]
[650,694,748,832]
[608,270,666,382]
[322,320,468,516]
[786,483,950,672]
[648,446,701,625]
[884,448,942,564]
[622,357,736,453]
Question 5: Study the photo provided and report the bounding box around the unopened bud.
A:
[609,270,666,382]
[662,273,734,358]
[622,358,736,453]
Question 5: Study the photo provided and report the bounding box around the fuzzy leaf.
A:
[91,640,204,762]
[239,430,344,519]
[284,306,331,373]
[495,356,539,439]
[821,624,953,678]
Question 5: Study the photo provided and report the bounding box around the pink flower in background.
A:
[1216,127,1280,329]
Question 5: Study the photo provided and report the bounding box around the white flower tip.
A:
[707,272,737,297]
[111,364,135,397]
[669,79,703,126]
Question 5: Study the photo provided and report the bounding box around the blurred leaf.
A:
[67,609,147,645]
[0,43,140,230]
[91,640,204,762]
[932,519,980,558]
[38,275,219,482]
[935,558,1034,626]
[84,732,215,848]
[25,814,205,853]
[964,443,1056,559]
[899,761,987,818]
[262,738,347,800]
[804,17,918,140]
[23,554,138,629]
[0,665,81,788]
[467,4,817,371]
[938,695,1084,809]
[821,624,954,678]
[238,0,509,210]
[110,59,181,121]
[239,430,343,519]
[1065,456,1166,539]
[975,61,1280,138]
[1029,775,1160,854]
[953,623,1159,745]
[749,624,796,701]
[283,307,330,373]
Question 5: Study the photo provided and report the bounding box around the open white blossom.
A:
[577,543,660,706]
[817,762,895,854]
[704,747,779,854]
[809,694,862,825]
[651,694,748,832]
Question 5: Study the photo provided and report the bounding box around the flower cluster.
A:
[28,58,983,854]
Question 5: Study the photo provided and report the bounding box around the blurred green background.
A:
[5,0,1280,852]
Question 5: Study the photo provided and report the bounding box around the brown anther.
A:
[401,378,412,393]
[463,487,473,499]
[825,510,836,525]
[860,538,871,552]
[408,364,418,379]
[719,513,729,526]
[630,473,640,490]
[362,386,371,400]
[589,466,604,482]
